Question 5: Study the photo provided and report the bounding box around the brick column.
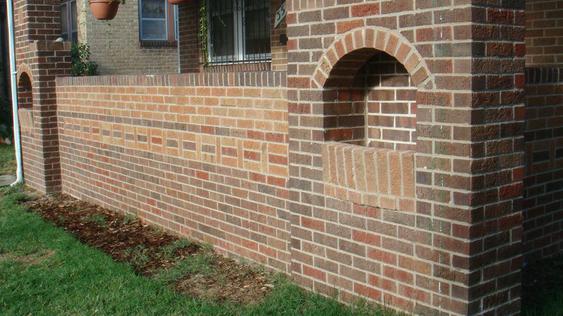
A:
[286,0,525,315]
[464,2,526,314]
[14,0,72,193]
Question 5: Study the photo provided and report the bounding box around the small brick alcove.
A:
[317,28,433,212]
[323,50,417,150]
[17,72,33,110]
[17,71,34,178]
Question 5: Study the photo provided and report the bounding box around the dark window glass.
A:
[244,0,270,56]
[139,0,177,43]
[209,0,235,61]
[207,0,271,64]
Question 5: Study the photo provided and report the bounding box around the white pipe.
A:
[6,0,24,186]
[176,5,181,74]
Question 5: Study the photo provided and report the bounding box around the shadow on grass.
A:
[522,255,563,316]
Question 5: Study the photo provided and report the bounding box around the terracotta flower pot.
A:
[168,0,189,4]
[89,0,120,20]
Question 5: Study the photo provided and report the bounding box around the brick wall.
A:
[56,72,291,271]
[286,1,525,315]
[523,67,563,262]
[77,0,179,75]
[525,0,563,67]
[178,0,287,73]
[14,0,539,315]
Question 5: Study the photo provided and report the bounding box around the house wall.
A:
[523,68,563,262]
[56,72,291,271]
[522,0,563,263]
[525,0,563,67]
[77,0,179,75]
[178,0,287,73]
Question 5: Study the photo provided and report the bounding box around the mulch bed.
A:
[21,191,274,305]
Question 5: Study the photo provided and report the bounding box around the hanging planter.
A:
[168,0,190,5]
[89,0,123,21]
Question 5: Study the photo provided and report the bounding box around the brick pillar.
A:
[286,0,525,315]
[464,2,526,314]
[14,0,71,193]
[178,0,202,73]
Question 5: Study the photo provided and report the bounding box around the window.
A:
[207,0,271,64]
[139,0,178,45]
[60,0,77,42]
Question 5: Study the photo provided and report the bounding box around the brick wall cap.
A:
[56,71,287,88]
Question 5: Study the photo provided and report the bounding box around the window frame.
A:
[206,0,271,65]
[60,0,77,43]
[138,0,178,47]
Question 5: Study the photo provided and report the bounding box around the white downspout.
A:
[6,0,24,186]
[176,5,181,74]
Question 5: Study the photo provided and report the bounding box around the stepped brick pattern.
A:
[13,0,562,315]
[56,73,291,271]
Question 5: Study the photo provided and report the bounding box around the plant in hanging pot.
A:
[168,0,190,5]
[89,0,124,21]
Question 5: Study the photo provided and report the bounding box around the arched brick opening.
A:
[17,72,33,109]
[317,27,432,152]
[323,49,418,151]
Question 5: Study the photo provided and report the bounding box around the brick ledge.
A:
[56,71,287,88]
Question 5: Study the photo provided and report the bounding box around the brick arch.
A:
[17,70,34,110]
[312,27,434,90]
[17,64,33,85]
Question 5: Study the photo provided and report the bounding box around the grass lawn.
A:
[0,145,16,175]
[0,187,394,316]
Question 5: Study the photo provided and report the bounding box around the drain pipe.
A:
[176,5,181,74]
[6,0,24,186]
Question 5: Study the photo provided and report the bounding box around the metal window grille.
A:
[207,0,271,64]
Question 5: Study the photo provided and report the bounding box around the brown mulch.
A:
[24,193,199,275]
[20,191,274,305]
[176,255,274,305]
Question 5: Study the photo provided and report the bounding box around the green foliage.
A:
[0,97,12,142]
[154,251,214,285]
[124,245,150,270]
[122,213,138,225]
[84,213,107,227]
[0,145,16,175]
[199,0,209,66]
[70,43,98,77]
[159,239,194,261]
